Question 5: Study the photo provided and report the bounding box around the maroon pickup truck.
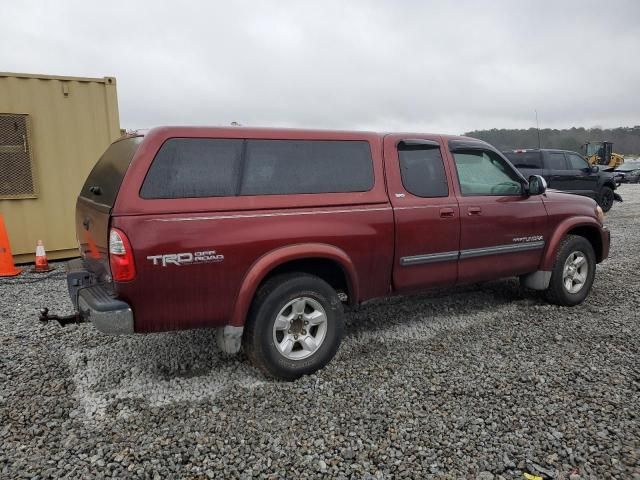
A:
[60,127,610,380]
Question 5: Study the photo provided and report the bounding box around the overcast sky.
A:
[2,0,639,134]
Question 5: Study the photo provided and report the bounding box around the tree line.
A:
[465,126,640,155]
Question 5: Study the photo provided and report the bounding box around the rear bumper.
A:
[66,259,134,334]
[77,285,134,334]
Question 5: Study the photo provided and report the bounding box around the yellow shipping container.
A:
[0,72,121,263]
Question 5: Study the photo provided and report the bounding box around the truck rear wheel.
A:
[243,273,344,380]
[545,235,596,306]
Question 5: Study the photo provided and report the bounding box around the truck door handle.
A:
[467,206,482,215]
[439,208,455,218]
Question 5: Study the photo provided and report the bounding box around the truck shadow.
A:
[343,278,541,339]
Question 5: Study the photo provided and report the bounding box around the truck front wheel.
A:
[545,235,596,306]
[243,273,344,380]
[598,186,614,212]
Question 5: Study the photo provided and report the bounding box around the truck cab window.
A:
[504,151,542,169]
[452,150,522,196]
[398,145,448,197]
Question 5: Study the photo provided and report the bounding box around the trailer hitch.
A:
[38,307,87,327]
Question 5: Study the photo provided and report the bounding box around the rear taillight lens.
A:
[109,228,136,281]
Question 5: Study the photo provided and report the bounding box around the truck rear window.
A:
[80,137,143,207]
[140,138,374,199]
[504,151,543,169]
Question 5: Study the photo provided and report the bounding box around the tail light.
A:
[109,228,136,281]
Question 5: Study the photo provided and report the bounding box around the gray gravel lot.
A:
[1,186,639,479]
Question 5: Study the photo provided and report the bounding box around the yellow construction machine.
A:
[583,141,625,168]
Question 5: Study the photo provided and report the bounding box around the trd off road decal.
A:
[147,250,224,267]
[512,235,543,243]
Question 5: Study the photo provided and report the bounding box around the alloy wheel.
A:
[562,251,589,294]
[272,297,328,360]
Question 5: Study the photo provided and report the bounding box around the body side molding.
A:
[400,251,459,266]
[400,241,545,266]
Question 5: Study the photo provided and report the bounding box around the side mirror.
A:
[527,175,547,195]
[591,165,599,173]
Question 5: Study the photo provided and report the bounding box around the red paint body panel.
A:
[74,126,610,334]
[113,207,394,332]
[230,243,362,328]
[540,191,609,270]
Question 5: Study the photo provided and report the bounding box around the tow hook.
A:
[38,308,87,327]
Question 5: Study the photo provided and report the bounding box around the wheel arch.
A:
[229,244,359,327]
[541,217,605,270]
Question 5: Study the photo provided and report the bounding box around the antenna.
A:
[535,110,541,148]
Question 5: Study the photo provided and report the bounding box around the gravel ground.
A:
[1,186,639,479]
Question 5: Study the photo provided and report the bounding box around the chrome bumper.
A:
[67,258,134,334]
[77,286,134,334]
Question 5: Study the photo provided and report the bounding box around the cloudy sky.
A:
[2,0,639,134]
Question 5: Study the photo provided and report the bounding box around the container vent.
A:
[0,114,36,199]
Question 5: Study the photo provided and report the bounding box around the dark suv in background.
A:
[503,149,620,212]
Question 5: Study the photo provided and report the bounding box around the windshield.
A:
[585,143,604,157]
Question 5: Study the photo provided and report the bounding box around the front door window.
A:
[452,150,523,196]
[567,153,589,170]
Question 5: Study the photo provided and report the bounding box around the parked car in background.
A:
[612,160,640,184]
[503,148,621,212]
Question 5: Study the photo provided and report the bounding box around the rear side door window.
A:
[397,144,448,197]
[452,150,523,196]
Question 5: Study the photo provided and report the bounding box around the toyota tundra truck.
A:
[56,127,610,380]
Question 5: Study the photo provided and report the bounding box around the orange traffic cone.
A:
[34,240,53,273]
[0,214,21,277]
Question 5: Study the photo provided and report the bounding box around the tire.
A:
[598,186,614,212]
[545,235,596,306]
[243,273,344,381]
